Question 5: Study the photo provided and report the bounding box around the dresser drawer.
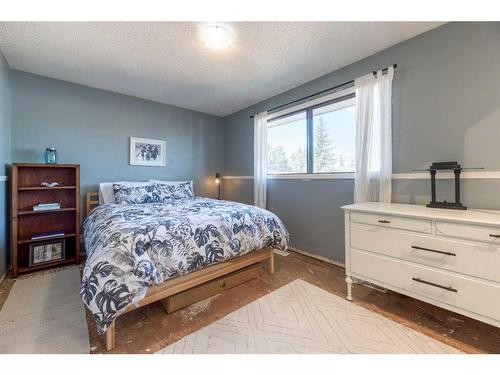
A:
[436,221,500,244]
[350,212,431,234]
[350,249,500,322]
[350,224,500,283]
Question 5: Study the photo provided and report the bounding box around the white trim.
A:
[0,176,8,182]
[223,171,500,181]
[289,246,345,268]
[269,173,354,180]
[392,171,500,180]
[222,175,254,180]
[266,86,355,121]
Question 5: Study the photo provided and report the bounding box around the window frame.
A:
[267,108,308,175]
[266,87,356,177]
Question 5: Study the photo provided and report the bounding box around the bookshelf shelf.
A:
[17,257,77,274]
[17,233,77,245]
[18,186,77,191]
[17,207,76,216]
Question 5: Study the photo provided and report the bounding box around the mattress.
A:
[80,197,289,334]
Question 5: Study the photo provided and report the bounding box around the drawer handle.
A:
[378,220,391,224]
[411,245,456,257]
[412,277,458,293]
[489,234,500,238]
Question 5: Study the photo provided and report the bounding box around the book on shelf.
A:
[33,203,61,211]
[31,231,65,240]
[36,202,60,207]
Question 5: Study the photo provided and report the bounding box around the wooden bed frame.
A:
[85,191,275,351]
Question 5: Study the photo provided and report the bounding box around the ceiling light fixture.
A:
[200,24,234,50]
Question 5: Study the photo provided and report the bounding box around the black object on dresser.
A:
[426,161,467,210]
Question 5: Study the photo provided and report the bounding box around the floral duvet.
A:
[81,197,289,334]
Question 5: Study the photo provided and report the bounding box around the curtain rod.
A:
[250,64,397,118]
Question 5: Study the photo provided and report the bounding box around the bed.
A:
[81,184,289,351]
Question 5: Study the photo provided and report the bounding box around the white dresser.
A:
[343,202,500,328]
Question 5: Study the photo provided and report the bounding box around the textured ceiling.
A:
[0,22,443,116]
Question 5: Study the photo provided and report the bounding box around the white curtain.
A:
[354,66,394,203]
[254,111,268,208]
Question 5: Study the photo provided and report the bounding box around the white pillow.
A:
[149,179,193,191]
[98,181,150,205]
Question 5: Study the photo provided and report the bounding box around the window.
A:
[267,93,356,175]
[312,96,355,173]
[267,111,307,174]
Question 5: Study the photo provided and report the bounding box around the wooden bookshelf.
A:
[11,163,80,277]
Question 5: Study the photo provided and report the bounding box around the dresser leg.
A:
[345,276,353,301]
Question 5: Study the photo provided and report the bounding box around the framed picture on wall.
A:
[29,240,66,267]
[129,137,166,167]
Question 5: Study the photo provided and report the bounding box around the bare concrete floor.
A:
[2,251,500,353]
[88,251,500,354]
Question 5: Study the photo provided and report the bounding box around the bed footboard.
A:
[104,247,275,351]
[106,321,116,351]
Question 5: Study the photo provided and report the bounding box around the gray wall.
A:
[10,71,224,225]
[0,51,11,278]
[223,22,500,263]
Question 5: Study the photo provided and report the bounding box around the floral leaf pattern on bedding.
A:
[81,197,289,334]
[155,181,194,200]
[112,183,161,204]
[112,182,193,204]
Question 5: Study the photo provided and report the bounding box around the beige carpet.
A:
[0,267,90,354]
[158,279,462,354]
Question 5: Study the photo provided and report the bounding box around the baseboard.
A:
[288,246,345,268]
[0,266,11,284]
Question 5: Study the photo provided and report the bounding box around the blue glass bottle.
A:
[45,147,57,164]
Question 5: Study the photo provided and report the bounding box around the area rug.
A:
[0,267,90,354]
[158,279,462,354]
